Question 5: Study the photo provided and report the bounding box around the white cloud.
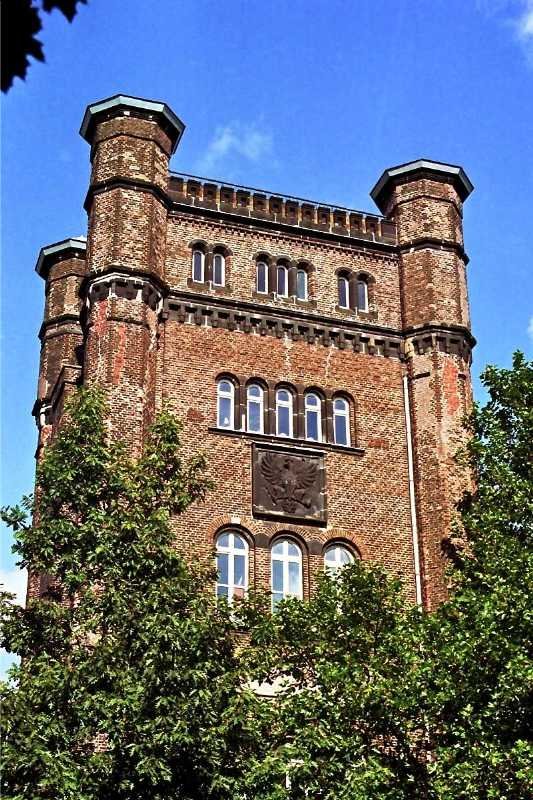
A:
[527,315,533,341]
[477,1,533,64]
[197,123,273,174]
[0,566,27,606]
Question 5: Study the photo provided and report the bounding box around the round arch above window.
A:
[324,541,359,574]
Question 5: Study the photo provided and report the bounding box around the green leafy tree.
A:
[0,388,264,800]
[240,352,532,799]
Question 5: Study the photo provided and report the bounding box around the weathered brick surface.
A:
[31,98,476,610]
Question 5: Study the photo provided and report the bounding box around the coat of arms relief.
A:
[252,445,326,523]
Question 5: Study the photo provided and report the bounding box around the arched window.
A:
[324,543,355,575]
[304,392,322,442]
[357,279,368,312]
[277,264,288,297]
[296,269,308,301]
[338,274,349,308]
[217,379,235,429]
[247,383,264,434]
[216,530,248,602]
[213,252,225,287]
[192,249,205,283]
[333,397,351,446]
[256,261,268,294]
[276,388,293,437]
[271,538,303,609]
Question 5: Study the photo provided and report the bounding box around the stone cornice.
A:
[398,237,469,265]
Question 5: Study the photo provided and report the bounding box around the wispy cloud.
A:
[477,1,533,65]
[0,567,27,606]
[197,123,273,175]
[516,0,533,62]
[527,315,533,342]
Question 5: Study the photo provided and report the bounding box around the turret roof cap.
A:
[80,94,185,154]
[35,236,87,278]
[370,159,473,212]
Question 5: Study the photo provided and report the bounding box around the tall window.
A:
[304,392,322,442]
[338,274,349,308]
[333,397,350,446]
[324,543,355,575]
[276,388,293,437]
[256,261,268,294]
[296,269,308,301]
[357,279,368,311]
[192,249,205,282]
[271,538,303,609]
[277,264,288,297]
[213,253,225,287]
[217,379,234,429]
[247,383,264,434]
[216,531,248,602]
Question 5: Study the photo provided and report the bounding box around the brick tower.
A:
[32,95,475,610]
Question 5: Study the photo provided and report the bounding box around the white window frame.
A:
[338,274,349,309]
[333,397,351,446]
[192,249,205,283]
[246,383,264,434]
[215,531,249,603]
[217,379,235,429]
[304,392,322,442]
[276,388,293,437]
[296,268,308,301]
[213,252,225,287]
[357,279,369,312]
[256,261,268,294]
[324,543,355,575]
[277,264,288,297]
[271,538,303,609]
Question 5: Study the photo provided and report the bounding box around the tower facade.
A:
[32,95,475,610]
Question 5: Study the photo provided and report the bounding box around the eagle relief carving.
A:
[253,446,326,522]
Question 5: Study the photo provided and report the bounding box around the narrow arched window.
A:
[271,538,303,609]
[247,383,264,434]
[216,531,248,602]
[357,279,368,312]
[333,397,351,446]
[304,392,322,442]
[213,253,225,287]
[277,264,288,297]
[324,543,355,575]
[296,269,308,301]
[256,261,268,294]
[276,388,293,437]
[338,275,349,308]
[192,249,205,282]
[217,379,234,429]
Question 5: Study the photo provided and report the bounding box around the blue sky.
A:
[1,1,532,669]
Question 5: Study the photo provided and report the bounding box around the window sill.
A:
[208,426,364,455]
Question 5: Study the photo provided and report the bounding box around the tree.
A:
[1,1,86,93]
[239,352,532,799]
[0,388,265,799]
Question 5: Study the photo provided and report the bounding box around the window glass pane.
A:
[287,541,300,557]
[357,280,368,311]
[217,533,229,548]
[296,270,307,300]
[233,534,246,550]
[217,585,229,598]
[306,410,320,441]
[234,555,246,587]
[277,405,291,436]
[277,389,290,403]
[248,400,262,433]
[257,262,267,293]
[272,559,284,592]
[334,398,347,413]
[339,547,353,565]
[277,266,287,296]
[193,250,204,282]
[334,414,348,446]
[218,396,232,428]
[213,254,224,286]
[288,561,301,594]
[272,592,283,610]
[272,541,284,556]
[216,553,228,585]
[219,380,231,394]
[248,384,261,398]
[338,276,348,308]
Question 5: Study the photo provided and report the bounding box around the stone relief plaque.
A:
[252,444,326,523]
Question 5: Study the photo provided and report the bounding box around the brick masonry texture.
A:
[31,97,476,612]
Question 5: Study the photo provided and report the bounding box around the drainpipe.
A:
[403,373,423,607]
